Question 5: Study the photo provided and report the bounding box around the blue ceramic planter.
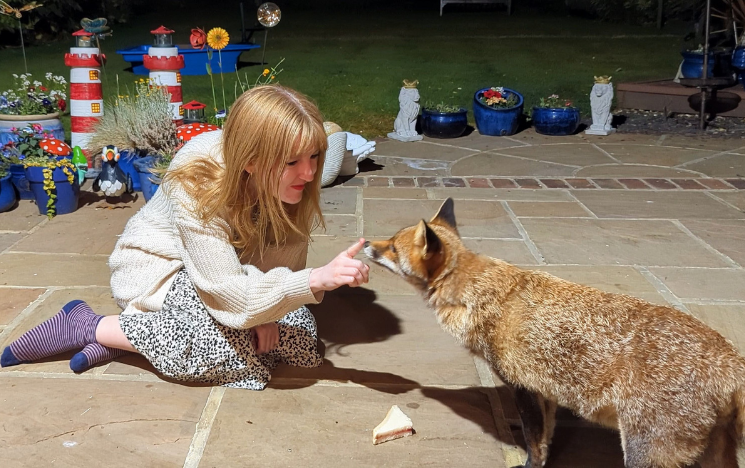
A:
[133,156,160,202]
[9,163,34,199]
[680,51,716,79]
[25,164,80,216]
[732,47,745,90]
[0,115,65,146]
[531,107,581,136]
[117,150,143,192]
[117,43,261,76]
[0,173,17,212]
[421,108,468,138]
[473,88,523,136]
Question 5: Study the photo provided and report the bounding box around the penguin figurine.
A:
[93,145,132,197]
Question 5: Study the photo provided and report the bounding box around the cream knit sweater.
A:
[109,130,320,329]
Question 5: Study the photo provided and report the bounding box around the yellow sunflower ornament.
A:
[207,27,229,50]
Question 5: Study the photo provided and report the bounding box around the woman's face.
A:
[278,149,319,204]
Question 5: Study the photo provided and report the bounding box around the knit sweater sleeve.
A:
[169,182,320,329]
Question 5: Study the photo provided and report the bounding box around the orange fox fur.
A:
[364,198,745,468]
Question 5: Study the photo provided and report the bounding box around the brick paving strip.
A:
[339,176,745,190]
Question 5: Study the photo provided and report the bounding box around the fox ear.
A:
[415,219,441,260]
[430,198,457,231]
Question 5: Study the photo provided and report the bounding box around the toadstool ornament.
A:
[39,138,72,157]
[93,145,132,197]
[176,123,221,143]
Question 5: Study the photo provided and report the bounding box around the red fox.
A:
[364,197,745,468]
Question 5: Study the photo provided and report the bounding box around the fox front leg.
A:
[513,387,549,468]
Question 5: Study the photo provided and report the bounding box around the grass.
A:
[0,2,690,138]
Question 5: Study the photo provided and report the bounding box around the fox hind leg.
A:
[697,420,738,468]
[514,387,552,468]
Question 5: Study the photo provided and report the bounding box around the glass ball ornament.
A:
[257,2,281,28]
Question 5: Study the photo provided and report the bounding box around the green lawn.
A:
[0,3,689,138]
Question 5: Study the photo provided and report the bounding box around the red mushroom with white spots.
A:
[40,138,72,157]
[176,123,221,143]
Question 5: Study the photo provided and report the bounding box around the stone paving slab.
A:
[200,385,506,468]
[507,201,592,218]
[451,153,577,177]
[0,232,23,252]
[678,219,745,266]
[0,252,110,287]
[648,268,745,302]
[0,199,47,232]
[572,190,745,219]
[595,144,717,166]
[0,287,45,326]
[520,218,730,267]
[0,377,208,467]
[363,199,520,238]
[9,203,142,256]
[273,293,481,387]
[429,188,574,201]
[711,191,745,210]
[320,187,358,215]
[495,143,616,167]
[687,304,745,355]
[374,139,477,162]
[684,153,745,178]
[362,155,451,177]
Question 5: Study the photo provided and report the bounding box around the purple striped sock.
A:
[70,343,128,372]
[1,300,102,367]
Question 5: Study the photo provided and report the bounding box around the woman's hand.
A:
[309,238,370,294]
[252,322,279,354]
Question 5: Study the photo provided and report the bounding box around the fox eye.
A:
[389,244,396,254]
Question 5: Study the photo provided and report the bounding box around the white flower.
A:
[33,80,42,87]
[12,74,18,78]
[45,72,52,79]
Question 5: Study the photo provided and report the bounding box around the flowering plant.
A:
[478,87,518,109]
[537,94,574,109]
[0,73,67,115]
[1,125,58,163]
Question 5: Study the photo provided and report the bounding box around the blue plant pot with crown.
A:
[531,107,581,136]
[472,88,523,136]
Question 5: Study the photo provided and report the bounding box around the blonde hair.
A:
[164,85,327,258]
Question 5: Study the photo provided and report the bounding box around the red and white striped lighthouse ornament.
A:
[143,26,185,125]
[64,29,105,163]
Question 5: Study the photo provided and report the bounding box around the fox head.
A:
[364,198,465,292]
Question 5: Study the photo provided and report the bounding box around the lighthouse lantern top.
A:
[150,25,175,47]
[72,29,94,47]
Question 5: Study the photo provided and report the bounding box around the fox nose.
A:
[364,241,370,248]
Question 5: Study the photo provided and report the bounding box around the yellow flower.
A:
[271,75,275,80]
[207,27,230,50]
[263,69,269,76]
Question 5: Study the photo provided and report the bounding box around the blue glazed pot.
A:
[0,115,65,146]
[680,51,716,79]
[25,164,80,216]
[421,108,468,138]
[732,47,745,90]
[531,107,581,136]
[133,156,160,202]
[0,173,17,212]
[117,150,143,192]
[473,88,523,136]
[9,163,34,199]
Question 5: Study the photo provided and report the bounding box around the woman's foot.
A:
[70,343,128,372]
[1,300,103,367]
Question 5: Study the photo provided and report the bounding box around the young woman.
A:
[1,85,370,390]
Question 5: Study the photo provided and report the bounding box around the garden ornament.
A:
[176,123,221,143]
[388,79,423,142]
[320,122,377,187]
[93,145,132,197]
[65,29,105,153]
[144,26,185,126]
[190,28,207,50]
[586,76,615,136]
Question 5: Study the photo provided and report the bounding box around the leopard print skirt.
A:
[119,269,323,390]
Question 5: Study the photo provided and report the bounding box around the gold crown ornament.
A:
[402,79,419,89]
[594,75,612,84]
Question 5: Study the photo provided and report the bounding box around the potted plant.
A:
[531,94,581,136]
[0,72,67,145]
[0,159,16,213]
[473,86,524,136]
[9,126,79,218]
[420,102,468,138]
[88,78,180,194]
[733,36,745,89]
